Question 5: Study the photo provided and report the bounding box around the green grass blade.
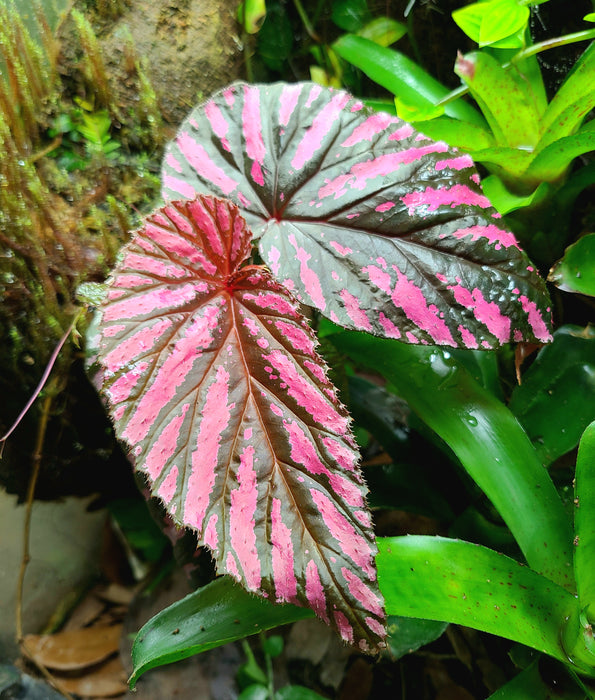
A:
[330,332,574,589]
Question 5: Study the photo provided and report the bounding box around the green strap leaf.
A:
[330,332,574,589]
[574,421,595,616]
[332,34,486,127]
[378,536,577,664]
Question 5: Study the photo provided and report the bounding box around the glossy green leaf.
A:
[509,326,595,467]
[130,575,313,688]
[481,176,551,215]
[330,332,574,589]
[331,0,371,32]
[256,2,293,69]
[574,421,595,617]
[262,634,283,658]
[539,42,595,149]
[332,35,486,127]
[378,536,578,664]
[455,51,541,149]
[386,615,448,659]
[357,17,407,46]
[239,686,269,700]
[549,234,595,297]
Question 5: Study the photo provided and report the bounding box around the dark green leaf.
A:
[257,3,293,69]
[574,421,595,616]
[263,634,284,659]
[357,17,407,46]
[548,234,595,297]
[488,659,586,699]
[386,616,448,659]
[331,0,371,32]
[509,326,595,467]
[130,576,313,688]
[108,497,169,564]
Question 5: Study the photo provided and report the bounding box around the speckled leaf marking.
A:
[162,81,552,348]
[88,195,385,652]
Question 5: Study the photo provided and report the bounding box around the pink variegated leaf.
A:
[162,81,552,349]
[88,195,385,652]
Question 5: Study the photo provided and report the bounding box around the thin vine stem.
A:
[292,0,320,42]
[0,316,78,454]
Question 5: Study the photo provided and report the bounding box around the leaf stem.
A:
[292,0,320,42]
[260,632,275,699]
[510,29,595,64]
[0,316,77,451]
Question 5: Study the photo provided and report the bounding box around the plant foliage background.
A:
[2,0,595,698]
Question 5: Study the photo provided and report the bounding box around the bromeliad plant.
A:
[332,1,595,263]
[87,81,595,693]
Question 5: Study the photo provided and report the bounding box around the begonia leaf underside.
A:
[162,81,552,349]
[90,196,385,652]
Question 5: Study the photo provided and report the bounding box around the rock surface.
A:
[0,490,106,660]
[98,0,244,125]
